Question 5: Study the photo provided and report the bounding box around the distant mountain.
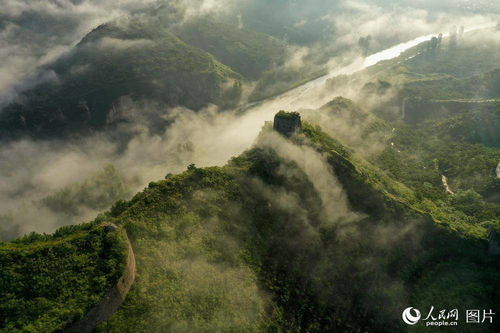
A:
[348,28,500,151]
[174,17,287,80]
[0,19,242,139]
[400,30,500,78]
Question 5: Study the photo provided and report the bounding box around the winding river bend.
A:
[207,23,497,162]
[213,33,434,154]
[251,23,496,112]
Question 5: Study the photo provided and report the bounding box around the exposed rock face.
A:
[488,227,500,255]
[273,111,302,137]
[104,223,119,233]
[64,228,136,332]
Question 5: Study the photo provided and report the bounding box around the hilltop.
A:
[0,19,242,139]
[0,13,326,140]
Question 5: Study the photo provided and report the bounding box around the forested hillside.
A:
[0,19,242,139]
[173,17,287,80]
[0,10,328,140]
[0,224,128,332]
[2,113,498,332]
[1,2,499,332]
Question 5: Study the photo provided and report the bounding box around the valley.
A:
[0,1,499,332]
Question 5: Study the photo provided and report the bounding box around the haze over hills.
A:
[2,110,499,332]
[0,18,243,138]
[0,1,499,332]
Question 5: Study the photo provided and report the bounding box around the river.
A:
[1,24,495,238]
[196,23,498,168]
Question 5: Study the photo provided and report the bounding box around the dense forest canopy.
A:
[0,1,499,332]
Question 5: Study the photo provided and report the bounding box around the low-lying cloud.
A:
[0,0,158,106]
[1,0,500,240]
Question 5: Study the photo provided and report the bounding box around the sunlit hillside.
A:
[0,1,499,332]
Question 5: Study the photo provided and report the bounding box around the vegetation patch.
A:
[0,224,128,332]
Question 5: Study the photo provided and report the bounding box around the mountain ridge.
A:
[2,113,498,332]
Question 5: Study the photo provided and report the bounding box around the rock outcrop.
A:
[65,227,136,333]
[273,111,302,137]
[488,226,500,255]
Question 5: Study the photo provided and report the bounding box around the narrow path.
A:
[441,175,455,195]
